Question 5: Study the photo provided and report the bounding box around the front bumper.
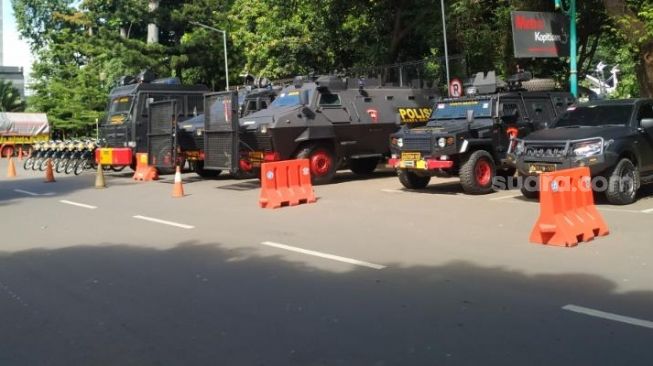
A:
[388,156,454,171]
[513,153,617,177]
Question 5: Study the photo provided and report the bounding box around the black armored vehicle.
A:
[99,71,208,169]
[389,71,574,194]
[509,99,653,204]
[201,74,438,184]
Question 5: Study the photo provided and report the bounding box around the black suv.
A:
[389,71,574,194]
[509,99,653,204]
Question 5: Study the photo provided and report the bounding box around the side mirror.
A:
[466,110,474,123]
[641,118,653,129]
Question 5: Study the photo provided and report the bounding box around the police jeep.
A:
[389,71,574,194]
[509,99,653,205]
[201,74,438,184]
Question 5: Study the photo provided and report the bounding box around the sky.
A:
[3,0,35,88]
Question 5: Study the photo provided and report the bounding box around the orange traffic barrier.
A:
[259,159,316,209]
[171,166,184,198]
[530,167,609,247]
[133,153,158,181]
[7,157,17,178]
[44,158,55,183]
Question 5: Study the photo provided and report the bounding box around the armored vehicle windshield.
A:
[432,99,493,120]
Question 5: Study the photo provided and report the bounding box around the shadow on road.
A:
[0,242,652,365]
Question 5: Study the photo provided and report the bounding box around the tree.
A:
[0,80,26,112]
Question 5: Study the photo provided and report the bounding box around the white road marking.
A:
[562,304,653,329]
[59,200,97,209]
[13,189,53,196]
[260,241,386,270]
[489,193,522,201]
[133,215,194,229]
[642,208,653,214]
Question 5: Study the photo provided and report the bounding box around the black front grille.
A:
[402,135,432,152]
[241,132,273,151]
[523,143,567,162]
[100,126,129,147]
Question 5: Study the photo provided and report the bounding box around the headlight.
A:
[572,140,602,157]
[127,141,137,148]
[260,124,269,134]
[397,138,403,148]
[437,137,446,148]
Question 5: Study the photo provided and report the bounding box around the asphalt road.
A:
[2,159,653,365]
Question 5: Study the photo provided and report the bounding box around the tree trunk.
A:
[147,0,159,44]
[638,40,653,98]
[120,27,127,39]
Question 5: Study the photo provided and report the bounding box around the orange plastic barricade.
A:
[259,159,317,209]
[530,167,609,247]
[132,153,158,181]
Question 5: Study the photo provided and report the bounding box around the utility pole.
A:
[555,0,577,97]
[440,0,451,95]
[190,21,230,91]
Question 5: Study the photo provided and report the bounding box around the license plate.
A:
[249,152,264,162]
[529,163,556,174]
[401,152,421,161]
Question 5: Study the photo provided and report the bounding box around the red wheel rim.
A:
[2,146,14,158]
[310,150,332,176]
[475,159,492,186]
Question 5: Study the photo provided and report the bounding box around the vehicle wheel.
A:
[23,157,34,170]
[398,170,431,189]
[194,161,222,178]
[33,157,43,171]
[74,159,86,175]
[1,145,14,158]
[520,185,539,200]
[39,158,50,171]
[111,165,126,172]
[65,159,77,175]
[296,145,337,185]
[606,158,639,205]
[56,159,67,173]
[350,157,379,175]
[460,150,496,195]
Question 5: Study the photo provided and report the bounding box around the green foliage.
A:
[12,0,653,133]
[0,80,26,112]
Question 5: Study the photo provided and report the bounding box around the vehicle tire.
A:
[74,159,86,175]
[33,157,43,171]
[65,159,77,175]
[39,158,50,171]
[350,157,379,175]
[56,158,67,173]
[1,145,14,158]
[194,161,222,178]
[606,158,639,205]
[296,144,337,185]
[520,185,539,200]
[459,150,496,195]
[23,157,34,170]
[111,165,126,172]
[398,170,431,189]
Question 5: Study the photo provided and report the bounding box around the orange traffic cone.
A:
[171,166,184,198]
[44,158,56,183]
[7,157,17,178]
